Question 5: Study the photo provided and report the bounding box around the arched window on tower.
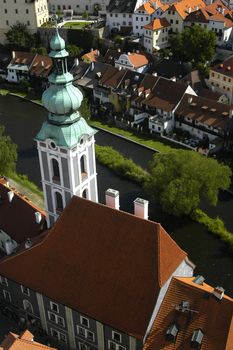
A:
[52,158,60,183]
[55,192,63,214]
[80,155,87,180]
[82,189,88,199]
[23,300,33,314]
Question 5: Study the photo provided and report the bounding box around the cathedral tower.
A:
[35,26,98,227]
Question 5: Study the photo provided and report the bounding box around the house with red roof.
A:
[115,53,149,73]
[143,18,170,52]
[132,0,162,37]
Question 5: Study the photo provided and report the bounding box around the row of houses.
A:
[106,0,233,53]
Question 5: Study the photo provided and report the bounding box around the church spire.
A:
[35,23,98,227]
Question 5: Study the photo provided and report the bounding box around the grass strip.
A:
[9,172,43,199]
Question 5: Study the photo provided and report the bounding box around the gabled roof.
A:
[104,49,121,65]
[175,93,232,130]
[136,1,162,15]
[108,0,137,13]
[29,54,52,78]
[168,0,206,20]
[143,78,188,111]
[0,330,57,350]
[9,51,35,67]
[82,49,101,63]
[185,0,231,24]
[0,178,46,244]
[143,277,233,350]
[72,61,110,89]
[0,196,187,339]
[99,65,126,88]
[127,53,149,68]
[211,55,233,78]
[144,18,170,30]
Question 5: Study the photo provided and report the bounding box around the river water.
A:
[0,94,233,296]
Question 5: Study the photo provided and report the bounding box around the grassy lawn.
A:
[90,120,179,153]
[62,21,89,29]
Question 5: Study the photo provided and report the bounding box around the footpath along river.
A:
[0,94,233,296]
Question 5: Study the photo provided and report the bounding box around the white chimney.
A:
[25,238,32,249]
[12,51,15,59]
[105,189,120,210]
[134,198,149,220]
[7,191,14,203]
[35,211,42,224]
[5,240,14,255]
[213,286,225,300]
[41,60,44,67]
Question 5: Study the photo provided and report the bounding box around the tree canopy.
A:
[144,150,231,216]
[170,24,216,67]
[6,23,35,49]
[66,44,83,57]
[0,125,17,176]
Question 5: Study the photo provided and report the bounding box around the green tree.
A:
[79,98,91,119]
[66,44,83,57]
[0,126,17,176]
[30,47,47,55]
[82,10,89,19]
[5,23,35,49]
[170,24,216,67]
[144,150,231,216]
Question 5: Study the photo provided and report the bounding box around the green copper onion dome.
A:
[35,24,96,147]
[50,28,65,51]
[42,82,83,115]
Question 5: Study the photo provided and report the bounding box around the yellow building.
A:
[209,56,233,104]
[0,0,49,43]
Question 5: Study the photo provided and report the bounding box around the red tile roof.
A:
[0,178,46,244]
[82,49,100,63]
[0,330,57,350]
[211,55,233,78]
[144,18,170,30]
[11,51,35,66]
[127,53,149,68]
[29,55,52,78]
[143,277,233,350]
[168,0,206,20]
[0,196,187,339]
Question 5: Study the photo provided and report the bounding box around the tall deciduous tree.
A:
[6,23,35,49]
[170,24,216,67]
[0,125,17,176]
[144,150,231,216]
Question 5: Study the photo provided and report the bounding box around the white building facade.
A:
[48,0,110,15]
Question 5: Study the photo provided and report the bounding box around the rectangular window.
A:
[79,343,88,350]
[15,9,18,13]
[80,316,89,328]
[50,301,59,313]
[0,276,8,286]
[51,329,67,343]
[3,290,11,302]
[108,341,125,350]
[77,326,95,342]
[27,21,30,25]
[21,285,30,296]
[26,9,29,13]
[48,311,65,327]
[4,9,7,13]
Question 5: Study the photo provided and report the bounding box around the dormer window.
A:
[112,331,121,343]
[191,329,204,348]
[50,301,59,313]
[166,323,178,342]
[80,316,89,328]
[21,285,30,296]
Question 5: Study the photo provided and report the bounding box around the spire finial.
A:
[51,14,59,34]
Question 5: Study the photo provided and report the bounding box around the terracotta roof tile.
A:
[0,330,57,350]
[211,55,233,78]
[99,66,126,88]
[144,18,170,30]
[0,196,187,339]
[169,0,206,20]
[82,49,100,63]
[175,93,231,130]
[0,178,46,244]
[143,277,233,350]
[10,51,35,66]
[127,53,149,68]
[29,55,52,78]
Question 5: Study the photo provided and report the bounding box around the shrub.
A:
[95,145,148,184]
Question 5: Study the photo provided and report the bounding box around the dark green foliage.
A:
[79,98,91,120]
[0,125,17,176]
[144,150,231,216]
[67,29,94,51]
[5,23,35,49]
[66,44,83,57]
[192,209,233,252]
[82,10,89,19]
[95,145,148,184]
[170,24,216,67]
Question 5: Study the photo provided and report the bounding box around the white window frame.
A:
[3,290,11,302]
[112,331,122,343]
[48,311,65,327]
[77,326,95,342]
[51,328,67,343]
[80,315,89,328]
[0,276,8,286]
[108,341,125,350]
[21,285,30,296]
[78,342,88,350]
[50,301,59,313]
